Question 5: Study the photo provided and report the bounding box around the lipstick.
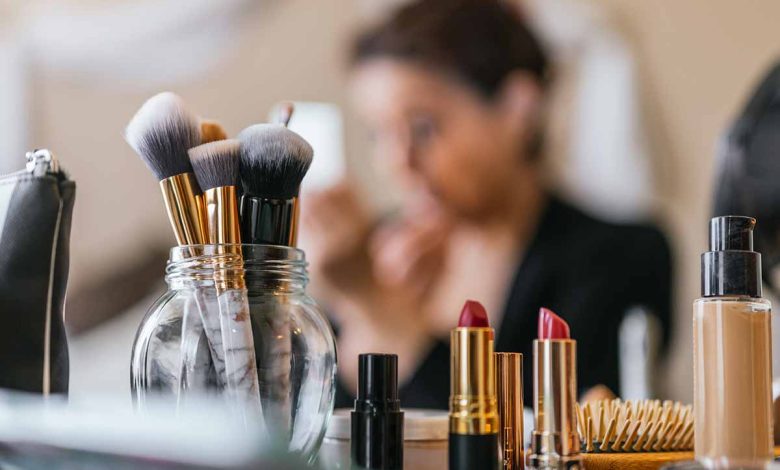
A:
[449,300,499,470]
[495,352,524,470]
[528,308,580,470]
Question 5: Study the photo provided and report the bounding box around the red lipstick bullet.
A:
[458,300,490,328]
[538,307,570,340]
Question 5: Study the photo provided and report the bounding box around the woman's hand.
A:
[370,204,451,306]
[301,180,452,393]
[300,181,375,308]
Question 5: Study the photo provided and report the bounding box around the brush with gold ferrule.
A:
[189,139,264,426]
[125,92,213,402]
[125,92,207,247]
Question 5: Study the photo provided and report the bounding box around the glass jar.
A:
[130,244,337,464]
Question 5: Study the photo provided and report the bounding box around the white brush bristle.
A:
[237,123,313,199]
[125,91,201,181]
[188,139,241,190]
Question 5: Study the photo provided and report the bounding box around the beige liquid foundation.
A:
[693,216,773,468]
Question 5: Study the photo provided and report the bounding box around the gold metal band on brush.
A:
[204,186,245,291]
[449,327,498,435]
[496,352,524,470]
[205,187,241,246]
[159,173,208,246]
[529,339,581,469]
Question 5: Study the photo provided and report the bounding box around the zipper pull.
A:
[25,149,59,176]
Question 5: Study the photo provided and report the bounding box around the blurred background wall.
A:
[2,0,779,402]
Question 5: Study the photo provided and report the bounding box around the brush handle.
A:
[177,297,212,404]
[192,288,227,387]
[254,299,293,440]
[216,288,265,431]
[239,195,296,246]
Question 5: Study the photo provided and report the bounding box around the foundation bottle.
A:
[694,216,773,468]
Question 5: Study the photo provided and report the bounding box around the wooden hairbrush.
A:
[577,399,694,453]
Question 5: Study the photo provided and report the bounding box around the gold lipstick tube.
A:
[159,173,208,246]
[528,339,580,470]
[495,352,524,470]
[450,328,498,435]
[204,186,245,291]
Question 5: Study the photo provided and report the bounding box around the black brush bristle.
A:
[125,92,201,181]
[188,139,241,191]
[237,124,314,199]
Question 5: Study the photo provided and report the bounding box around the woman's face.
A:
[351,59,539,219]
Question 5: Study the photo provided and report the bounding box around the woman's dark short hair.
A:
[352,0,550,98]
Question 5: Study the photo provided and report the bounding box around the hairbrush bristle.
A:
[188,139,241,191]
[577,399,693,453]
[125,92,201,181]
[237,123,313,199]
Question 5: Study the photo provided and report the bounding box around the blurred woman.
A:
[303,0,671,408]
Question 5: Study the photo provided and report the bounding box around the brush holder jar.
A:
[130,244,337,464]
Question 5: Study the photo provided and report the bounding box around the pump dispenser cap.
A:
[351,354,404,469]
[702,215,762,297]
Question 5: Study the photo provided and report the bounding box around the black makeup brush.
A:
[237,124,313,246]
[124,92,207,246]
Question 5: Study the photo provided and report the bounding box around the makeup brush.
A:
[125,92,213,403]
[272,102,295,127]
[237,123,313,437]
[189,139,263,425]
[237,123,313,246]
[200,119,229,144]
[125,92,207,246]
[577,399,694,453]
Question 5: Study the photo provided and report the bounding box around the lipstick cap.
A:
[495,353,523,470]
[351,354,404,469]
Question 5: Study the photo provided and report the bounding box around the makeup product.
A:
[693,216,773,467]
[449,300,499,470]
[237,124,313,435]
[124,92,207,247]
[528,308,580,470]
[237,123,313,246]
[577,399,693,453]
[351,354,404,470]
[125,92,219,406]
[323,409,448,470]
[495,353,523,470]
[189,140,263,424]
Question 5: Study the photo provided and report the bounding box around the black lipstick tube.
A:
[351,354,404,470]
[449,327,499,470]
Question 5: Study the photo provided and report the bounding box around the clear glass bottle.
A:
[130,244,337,464]
[694,216,773,468]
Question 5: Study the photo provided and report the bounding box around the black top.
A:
[334,196,672,409]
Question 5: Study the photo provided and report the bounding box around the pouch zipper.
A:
[0,149,62,180]
[26,149,60,176]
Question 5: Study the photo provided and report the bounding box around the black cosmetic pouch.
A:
[0,149,75,395]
